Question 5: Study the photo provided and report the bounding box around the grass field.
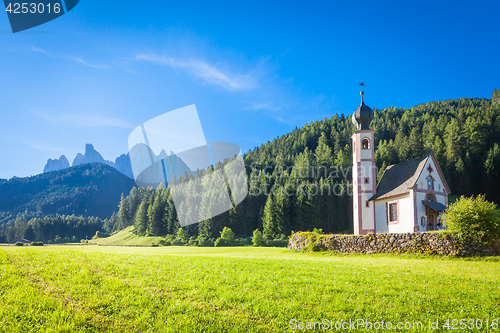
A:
[0,246,499,332]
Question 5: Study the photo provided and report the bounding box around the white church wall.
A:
[388,195,413,233]
[359,132,373,161]
[361,192,375,230]
[374,195,413,234]
[374,201,389,233]
[414,156,448,232]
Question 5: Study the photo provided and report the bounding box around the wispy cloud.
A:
[244,102,283,112]
[135,54,257,91]
[31,46,110,70]
[33,111,135,129]
[28,143,65,153]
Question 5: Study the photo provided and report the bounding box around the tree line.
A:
[0,215,105,243]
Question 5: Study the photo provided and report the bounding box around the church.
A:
[351,91,450,235]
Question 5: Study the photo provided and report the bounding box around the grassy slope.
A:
[0,246,499,332]
[92,226,164,246]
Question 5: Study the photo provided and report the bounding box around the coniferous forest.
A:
[1,92,500,242]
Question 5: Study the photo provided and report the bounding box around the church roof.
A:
[369,154,429,201]
[422,200,447,212]
[352,92,374,130]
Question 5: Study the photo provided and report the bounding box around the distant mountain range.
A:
[0,163,136,226]
[43,144,134,179]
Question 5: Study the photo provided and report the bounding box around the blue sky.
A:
[0,0,499,179]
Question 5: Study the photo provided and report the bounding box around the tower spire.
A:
[359,81,365,104]
[352,81,373,131]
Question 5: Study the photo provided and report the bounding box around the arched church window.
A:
[427,177,434,190]
[426,193,435,202]
[361,138,370,150]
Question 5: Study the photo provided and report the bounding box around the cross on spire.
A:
[359,81,365,102]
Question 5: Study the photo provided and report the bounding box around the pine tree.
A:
[315,133,333,167]
[134,200,149,236]
[262,193,278,238]
[147,190,167,236]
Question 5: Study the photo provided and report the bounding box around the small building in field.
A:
[351,91,450,235]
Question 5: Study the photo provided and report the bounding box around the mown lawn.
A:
[0,246,499,332]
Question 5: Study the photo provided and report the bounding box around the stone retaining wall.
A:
[288,232,500,256]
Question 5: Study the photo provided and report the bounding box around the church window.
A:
[427,177,434,190]
[389,203,398,222]
[361,138,370,150]
[364,177,369,184]
[366,201,370,207]
[421,216,426,226]
[426,193,435,202]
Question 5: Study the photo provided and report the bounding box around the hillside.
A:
[0,163,136,226]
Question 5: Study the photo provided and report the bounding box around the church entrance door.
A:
[427,213,435,231]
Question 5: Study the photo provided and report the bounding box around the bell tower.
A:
[351,84,377,235]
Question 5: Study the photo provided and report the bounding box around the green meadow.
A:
[0,246,499,332]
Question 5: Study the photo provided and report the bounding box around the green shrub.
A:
[176,228,189,242]
[214,237,228,247]
[220,227,235,244]
[31,241,44,246]
[197,236,214,247]
[14,242,24,246]
[233,237,252,246]
[151,243,159,247]
[252,229,263,247]
[161,234,176,246]
[444,195,500,244]
[170,239,185,246]
[188,237,197,246]
[312,228,324,234]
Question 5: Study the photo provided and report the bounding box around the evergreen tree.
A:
[134,200,149,236]
[262,193,278,238]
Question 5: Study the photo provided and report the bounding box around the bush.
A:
[312,228,324,234]
[214,237,228,247]
[220,227,235,244]
[197,236,214,247]
[14,242,24,246]
[188,237,198,246]
[252,229,263,247]
[170,239,185,246]
[444,195,500,244]
[151,243,159,247]
[31,241,44,246]
[177,228,189,242]
[233,237,252,246]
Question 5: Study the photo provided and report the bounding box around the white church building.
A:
[351,91,450,235]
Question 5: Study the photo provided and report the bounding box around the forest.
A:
[1,92,499,243]
[0,163,135,226]
[0,215,105,244]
